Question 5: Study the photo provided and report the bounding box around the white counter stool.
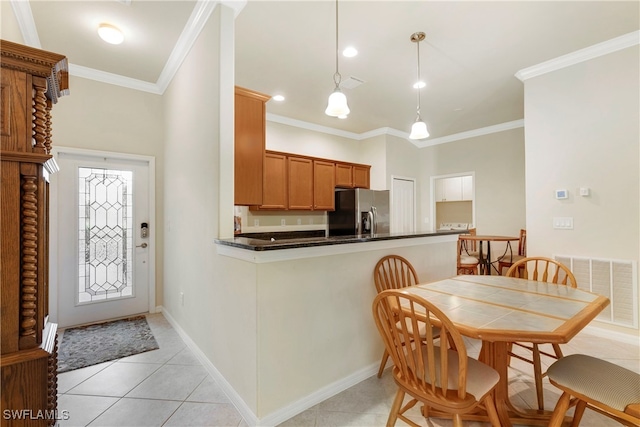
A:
[547,354,640,427]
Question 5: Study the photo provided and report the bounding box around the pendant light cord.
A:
[333,0,341,88]
[415,36,421,118]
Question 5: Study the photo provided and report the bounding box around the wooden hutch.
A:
[1,40,69,426]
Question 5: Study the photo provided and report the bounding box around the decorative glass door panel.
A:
[78,167,134,304]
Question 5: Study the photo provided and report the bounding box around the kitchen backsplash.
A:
[235,206,327,233]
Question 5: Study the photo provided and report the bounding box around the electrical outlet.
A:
[297,218,302,225]
[281,219,286,226]
[180,292,184,306]
[254,219,259,227]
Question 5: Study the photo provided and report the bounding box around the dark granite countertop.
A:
[215,230,464,251]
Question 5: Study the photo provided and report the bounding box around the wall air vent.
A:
[341,76,365,89]
[555,255,638,328]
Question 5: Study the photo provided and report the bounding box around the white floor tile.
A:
[57,394,118,427]
[163,402,243,426]
[87,398,181,426]
[186,376,232,404]
[67,362,162,397]
[126,364,208,401]
[57,361,115,394]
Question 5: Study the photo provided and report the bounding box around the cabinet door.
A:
[314,160,335,210]
[335,163,353,188]
[443,177,463,201]
[288,156,313,210]
[461,175,473,201]
[353,165,370,189]
[234,87,270,206]
[261,152,288,209]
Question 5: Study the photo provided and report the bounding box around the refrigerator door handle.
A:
[371,206,377,234]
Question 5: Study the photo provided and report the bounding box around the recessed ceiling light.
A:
[413,81,426,89]
[342,47,358,57]
[272,95,285,101]
[98,23,124,45]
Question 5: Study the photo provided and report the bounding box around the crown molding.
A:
[516,30,640,81]
[10,0,40,47]
[267,113,524,148]
[69,64,162,94]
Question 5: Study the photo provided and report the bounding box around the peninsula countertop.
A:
[214,230,464,251]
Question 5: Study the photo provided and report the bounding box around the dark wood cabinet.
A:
[234,86,270,206]
[1,39,69,427]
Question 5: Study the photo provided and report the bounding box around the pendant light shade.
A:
[326,0,349,117]
[409,32,429,139]
[325,88,350,116]
[410,119,429,140]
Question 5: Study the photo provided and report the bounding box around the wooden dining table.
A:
[458,234,520,275]
[402,274,610,426]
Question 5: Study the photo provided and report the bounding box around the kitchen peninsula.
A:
[213,230,460,424]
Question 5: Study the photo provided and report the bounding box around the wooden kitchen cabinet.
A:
[335,163,353,187]
[1,40,69,426]
[353,164,370,189]
[313,160,335,210]
[260,152,288,209]
[287,156,313,210]
[234,86,270,206]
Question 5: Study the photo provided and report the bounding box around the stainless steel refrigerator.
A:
[328,189,390,236]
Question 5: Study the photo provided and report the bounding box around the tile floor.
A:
[57,313,639,427]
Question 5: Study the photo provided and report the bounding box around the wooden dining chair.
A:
[547,354,640,427]
[373,255,425,378]
[505,256,578,410]
[372,289,501,427]
[497,228,526,275]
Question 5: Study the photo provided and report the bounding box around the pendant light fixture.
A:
[409,32,429,140]
[325,0,350,117]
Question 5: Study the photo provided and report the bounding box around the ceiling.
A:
[6,1,640,145]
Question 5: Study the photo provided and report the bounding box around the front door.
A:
[51,148,153,328]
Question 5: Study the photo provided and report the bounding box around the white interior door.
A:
[391,176,416,233]
[51,149,153,328]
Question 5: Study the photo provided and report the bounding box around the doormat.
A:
[58,315,159,373]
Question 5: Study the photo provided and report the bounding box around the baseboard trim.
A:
[157,307,259,426]
[156,306,380,426]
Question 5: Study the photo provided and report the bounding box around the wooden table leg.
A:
[481,341,513,426]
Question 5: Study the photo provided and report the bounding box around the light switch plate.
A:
[553,217,573,229]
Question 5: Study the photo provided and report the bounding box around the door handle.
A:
[136,243,148,248]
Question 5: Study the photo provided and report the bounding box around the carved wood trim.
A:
[1,39,69,103]
[47,334,58,426]
[32,77,48,154]
[19,174,38,349]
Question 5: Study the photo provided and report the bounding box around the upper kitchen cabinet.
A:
[261,151,288,209]
[335,162,370,189]
[313,160,335,210]
[353,164,370,189]
[234,86,270,205]
[287,155,314,210]
[435,175,473,202]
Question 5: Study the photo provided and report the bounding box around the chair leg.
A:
[452,414,464,427]
[533,344,545,410]
[483,394,501,427]
[552,343,564,359]
[387,388,404,427]
[571,400,587,427]
[378,349,389,378]
[548,391,572,427]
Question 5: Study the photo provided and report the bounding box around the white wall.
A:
[418,128,526,235]
[162,3,261,413]
[523,46,639,334]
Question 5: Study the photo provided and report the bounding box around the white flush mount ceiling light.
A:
[98,23,124,45]
[342,46,358,57]
[325,0,350,117]
[409,32,429,140]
